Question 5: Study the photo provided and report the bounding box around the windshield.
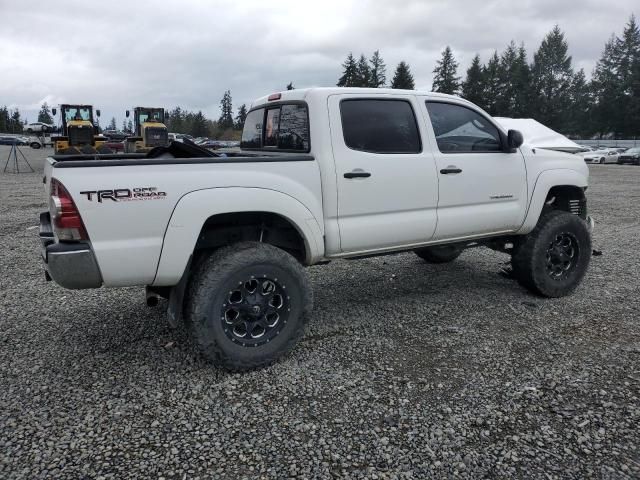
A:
[625,148,640,154]
[64,106,92,122]
[138,110,164,123]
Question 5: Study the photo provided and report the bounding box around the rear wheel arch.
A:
[193,211,309,264]
[153,188,324,286]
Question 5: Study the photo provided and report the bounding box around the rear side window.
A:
[241,104,309,151]
[340,99,421,154]
[240,108,264,149]
[426,102,502,153]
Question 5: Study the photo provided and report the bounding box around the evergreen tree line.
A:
[0,102,55,133]
[336,16,640,138]
[5,17,638,140]
[164,90,248,139]
[337,51,415,89]
[0,106,25,133]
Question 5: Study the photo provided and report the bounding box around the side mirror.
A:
[52,108,57,116]
[507,129,523,151]
[126,110,130,118]
[96,109,101,117]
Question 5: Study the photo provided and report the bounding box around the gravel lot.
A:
[1,145,639,479]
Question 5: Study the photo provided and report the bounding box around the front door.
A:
[420,98,528,240]
[328,94,439,253]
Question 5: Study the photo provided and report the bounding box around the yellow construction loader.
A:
[51,104,110,155]
[124,107,169,153]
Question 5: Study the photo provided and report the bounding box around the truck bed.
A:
[43,144,324,287]
[49,141,314,168]
[50,153,315,168]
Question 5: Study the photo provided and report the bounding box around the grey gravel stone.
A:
[1,147,639,479]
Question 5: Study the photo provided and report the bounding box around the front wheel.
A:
[185,242,313,371]
[415,244,463,264]
[599,157,605,164]
[512,211,591,297]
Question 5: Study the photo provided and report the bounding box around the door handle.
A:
[440,166,462,174]
[344,170,371,179]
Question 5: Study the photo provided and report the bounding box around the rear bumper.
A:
[39,212,102,289]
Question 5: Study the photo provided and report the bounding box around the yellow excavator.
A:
[124,107,169,153]
[51,104,110,155]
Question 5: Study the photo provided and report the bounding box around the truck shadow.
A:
[37,250,536,381]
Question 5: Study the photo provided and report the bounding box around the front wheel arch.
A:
[518,171,589,235]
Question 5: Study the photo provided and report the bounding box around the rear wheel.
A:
[185,242,313,371]
[415,244,463,264]
[512,211,591,297]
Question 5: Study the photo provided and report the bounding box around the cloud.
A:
[0,0,636,126]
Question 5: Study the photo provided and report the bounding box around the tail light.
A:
[49,178,88,241]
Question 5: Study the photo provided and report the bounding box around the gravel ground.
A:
[1,145,639,479]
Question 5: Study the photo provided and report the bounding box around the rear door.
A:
[420,98,528,240]
[328,94,439,253]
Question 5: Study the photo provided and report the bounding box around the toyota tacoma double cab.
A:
[39,87,594,370]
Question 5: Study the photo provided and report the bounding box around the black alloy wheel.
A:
[511,210,591,298]
[545,232,579,280]
[221,276,290,347]
[185,242,313,370]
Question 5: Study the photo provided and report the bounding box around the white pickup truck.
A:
[39,87,593,370]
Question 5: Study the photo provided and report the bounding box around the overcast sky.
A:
[0,0,637,128]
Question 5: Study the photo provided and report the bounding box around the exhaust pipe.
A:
[145,287,160,307]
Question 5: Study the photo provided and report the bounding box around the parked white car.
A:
[24,122,55,133]
[38,87,594,370]
[583,149,618,164]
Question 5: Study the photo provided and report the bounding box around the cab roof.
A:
[250,87,470,110]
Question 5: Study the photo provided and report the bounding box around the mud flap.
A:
[166,255,192,328]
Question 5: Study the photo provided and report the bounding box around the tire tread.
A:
[184,242,312,371]
[512,210,591,297]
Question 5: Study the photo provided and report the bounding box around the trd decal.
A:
[80,187,167,202]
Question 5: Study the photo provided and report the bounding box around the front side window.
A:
[340,99,421,153]
[426,102,502,153]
